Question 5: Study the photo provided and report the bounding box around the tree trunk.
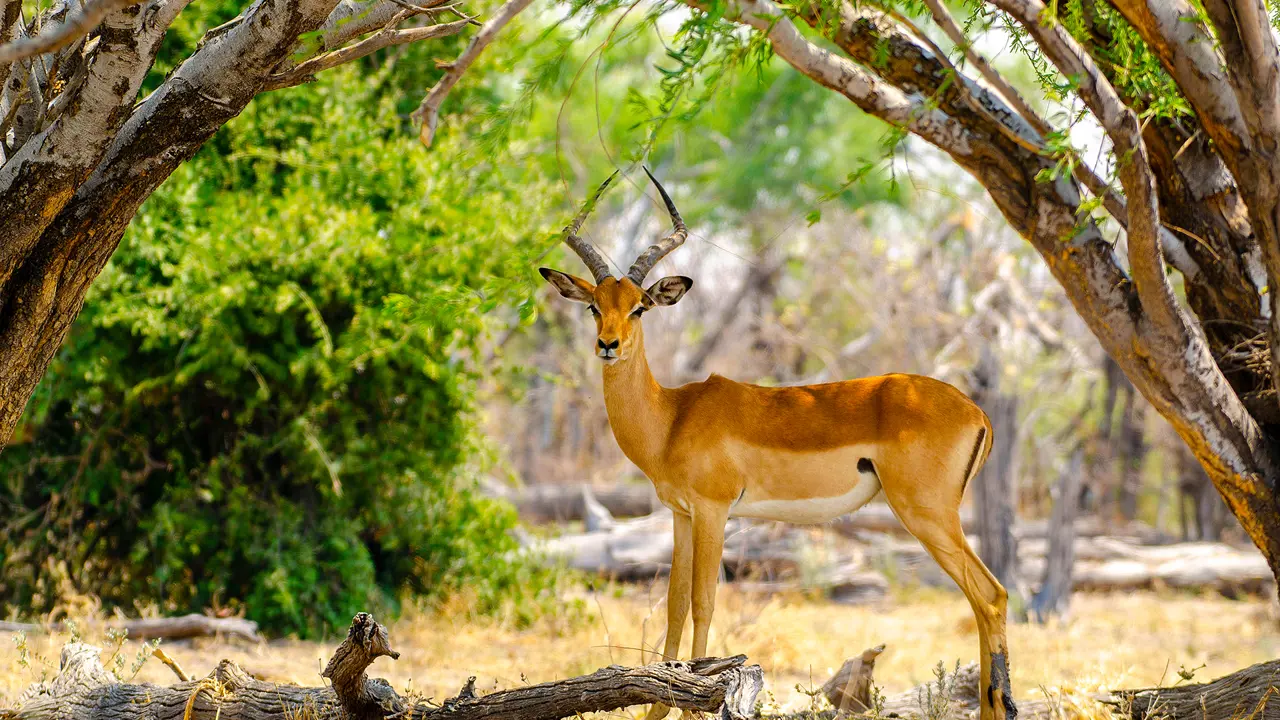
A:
[1117,383,1149,522]
[970,350,1021,614]
[7,613,763,720]
[682,246,782,379]
[1175,442,1231,542]
[1028,447,1081,622]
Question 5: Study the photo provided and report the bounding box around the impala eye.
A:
[588,305,601,317]
[630,307,645,318]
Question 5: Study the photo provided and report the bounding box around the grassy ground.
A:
[3,585,1277,715]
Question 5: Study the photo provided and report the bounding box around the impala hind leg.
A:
[885,498,1016,720]
[646,512,694,720]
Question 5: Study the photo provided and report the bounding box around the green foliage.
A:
[1,32,562,637]
[471,7,901,228]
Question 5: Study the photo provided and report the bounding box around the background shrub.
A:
[0,28,559,637]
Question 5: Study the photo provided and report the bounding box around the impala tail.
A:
[962,409,994,495]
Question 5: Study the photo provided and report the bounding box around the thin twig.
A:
[152,647,191,682]
[411,0,537,146]
[265,16,473,91]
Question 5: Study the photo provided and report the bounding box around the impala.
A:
[539,169,1016,720]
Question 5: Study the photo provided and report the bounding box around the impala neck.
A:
[601,324,671,469]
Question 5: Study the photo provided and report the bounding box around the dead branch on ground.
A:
[3,612,763,720]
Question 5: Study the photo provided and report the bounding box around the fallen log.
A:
[4,612,763,720]
[524,510,888,601]
[483,480,660,524]
[1018,538,1274,595]
[525,504,1272,597]
[496,480,1182,545]
[0,613,262,643]
[1108,659,1280,720]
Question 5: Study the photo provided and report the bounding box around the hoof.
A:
[987,652,1018,720]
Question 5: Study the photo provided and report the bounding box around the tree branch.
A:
[986,0,1185,334]
[0,0,144,65]
[689,0,976,158]
[411,0,536,146]
[1106,0,1249,150]
[917,0,1196,281]
[265,15,473,90]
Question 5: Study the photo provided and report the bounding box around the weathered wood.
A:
[0,614,262,642]
[1025,538,1276,595]
[524,510,888,601]
[5,613,763,720]
[1109,658,1280,720]
[830,503,977,536]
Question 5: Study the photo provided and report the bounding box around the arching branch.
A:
[918,0,1199,281]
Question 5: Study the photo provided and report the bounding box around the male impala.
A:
[539,169,1016,720]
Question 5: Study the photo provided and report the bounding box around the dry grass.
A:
[3,585,1277,715]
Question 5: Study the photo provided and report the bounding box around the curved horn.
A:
[562,171,618,284]
[626,166,687,285]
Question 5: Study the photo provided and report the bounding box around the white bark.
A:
[0,0,143,65]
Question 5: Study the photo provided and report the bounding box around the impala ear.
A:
[539,268,596,303]
[644,276,692,307]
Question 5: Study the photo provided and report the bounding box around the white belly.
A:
[728,462,882,524]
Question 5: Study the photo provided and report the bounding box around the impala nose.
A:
[597,338,619,359]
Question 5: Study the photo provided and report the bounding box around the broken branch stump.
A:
[4,612,763,720]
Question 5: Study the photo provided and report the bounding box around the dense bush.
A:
[0,34,560,636]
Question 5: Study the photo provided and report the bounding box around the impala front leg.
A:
[662,510,694,661]
[690,500,729,659]
[645,511,693,720]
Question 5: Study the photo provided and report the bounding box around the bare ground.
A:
[3,585,1277,716]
